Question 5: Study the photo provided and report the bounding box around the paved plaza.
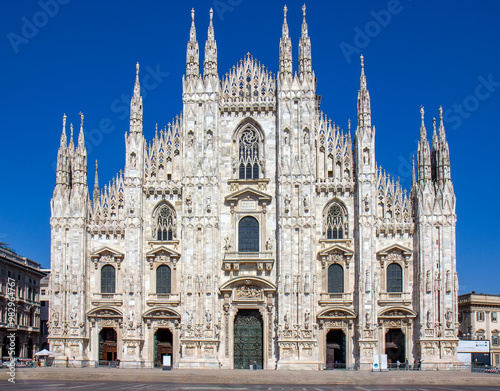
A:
[1,367,500,388]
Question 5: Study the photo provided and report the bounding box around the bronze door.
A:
[234,309,263,369]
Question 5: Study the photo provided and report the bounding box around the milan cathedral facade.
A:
[48,6,459,369]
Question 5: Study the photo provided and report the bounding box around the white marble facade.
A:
[48,6,459,369]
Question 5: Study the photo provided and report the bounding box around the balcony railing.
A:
[319,292,353,306]
[146,293,180,307]
[223,251,274,272]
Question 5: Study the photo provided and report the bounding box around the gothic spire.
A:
[357,55,371,128]
[203,8,218,79]
[186,8,200,79]
[77,111,85,148]
[279,5,292,77]
[60,113,67,148]
[93,160,100,202]
[130,62,143,133]
[298,4,312,76]
[68,122,74,152]
[437,106,451,181]
[417,106,432,183]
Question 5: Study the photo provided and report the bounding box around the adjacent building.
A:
[48,6,459,369]
[39,270,51,351]
[0,244,46,359]
[458,292,500,366]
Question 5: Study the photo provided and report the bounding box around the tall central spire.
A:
[417,106,432,183]
[357,55,371,128]
[186,8,200,79]
[298,4,312,76]
[279,5,292,77]
[130,62,143,133]
[203,8,218,79]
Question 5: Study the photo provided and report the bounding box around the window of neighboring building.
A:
[328,264,344,294]
[238,127,260,180]
[492,312,498,322]
[238,216,259,252]
[492,334,499,346]
[326,203,347,239]
[387,263,403,293]
[156,265,171,294]
[155,204,175,241]
[101,265,116,294]
[41,289,46,295]
[41,301,46,307]
[477,311,485,322]
[458,313,463,323]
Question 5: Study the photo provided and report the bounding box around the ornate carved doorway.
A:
[385,328,405,365]
[233,309,263,369]
[154,328,173,367]
[326,329,346,369]
[99,328,117,363]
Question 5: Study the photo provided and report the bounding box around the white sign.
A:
[372,353,380,372]
[457,340,490,353]
[241,200,257,211]
[162,355,171,370]
[380,354,388,371]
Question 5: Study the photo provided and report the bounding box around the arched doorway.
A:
[154,328,173,367]
[385,328,405,366]
[27,339,33,359]
[99,328,117,363]
[234,309,263,369]
[326,329,346,369]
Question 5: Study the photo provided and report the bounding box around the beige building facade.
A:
[48,6,459,369]
[458,293,500,366]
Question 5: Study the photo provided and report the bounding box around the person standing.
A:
[72,356,76,368]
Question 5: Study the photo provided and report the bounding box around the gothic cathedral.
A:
[48,6,459,369]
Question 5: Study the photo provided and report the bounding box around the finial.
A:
[210,8,213,21]
[439,105,443,121]
[433,117,436,133]
[420,105,424,121]
[79,111,84,128]
[302,4,306,19]
[360,54,364,69]
[191,8,195,21]
[348,118,351,132]
[95,160,98,172]
[63,113,67,129]
[284,5,288,18]
[136,62,139,76]
[70,123,74,137]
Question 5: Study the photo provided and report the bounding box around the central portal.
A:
[233,309,263,369]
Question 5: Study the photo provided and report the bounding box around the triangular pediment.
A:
[377,243,412,257]
[318,243,353,258]
[146,245,181,259]
[225,187,272,205]
[90,247,124,259]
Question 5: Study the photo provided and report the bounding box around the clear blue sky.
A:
[0,1,498,294]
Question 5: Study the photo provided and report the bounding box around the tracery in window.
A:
[101,265,116,294]
[156,265,171,294]
[155,204,176,241]
[386,263,402,293]
[328,264,344,293]
[325,203,347,239]
[238,127,260,180]
[238,216,259,252]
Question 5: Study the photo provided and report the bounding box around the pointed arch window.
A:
[238,216,259,252]
[328,264,344,294]
[326,203,347,239]
[155,204,176,241]
[238,127,260,180]
[101,265,116,294]
[386,263,402,293]
[156,265,171,294]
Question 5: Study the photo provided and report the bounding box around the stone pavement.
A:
[1,367,499,386]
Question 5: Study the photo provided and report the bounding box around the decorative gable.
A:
[224,187,272,214]
[90,247,124,269]
[146,246,181,270]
